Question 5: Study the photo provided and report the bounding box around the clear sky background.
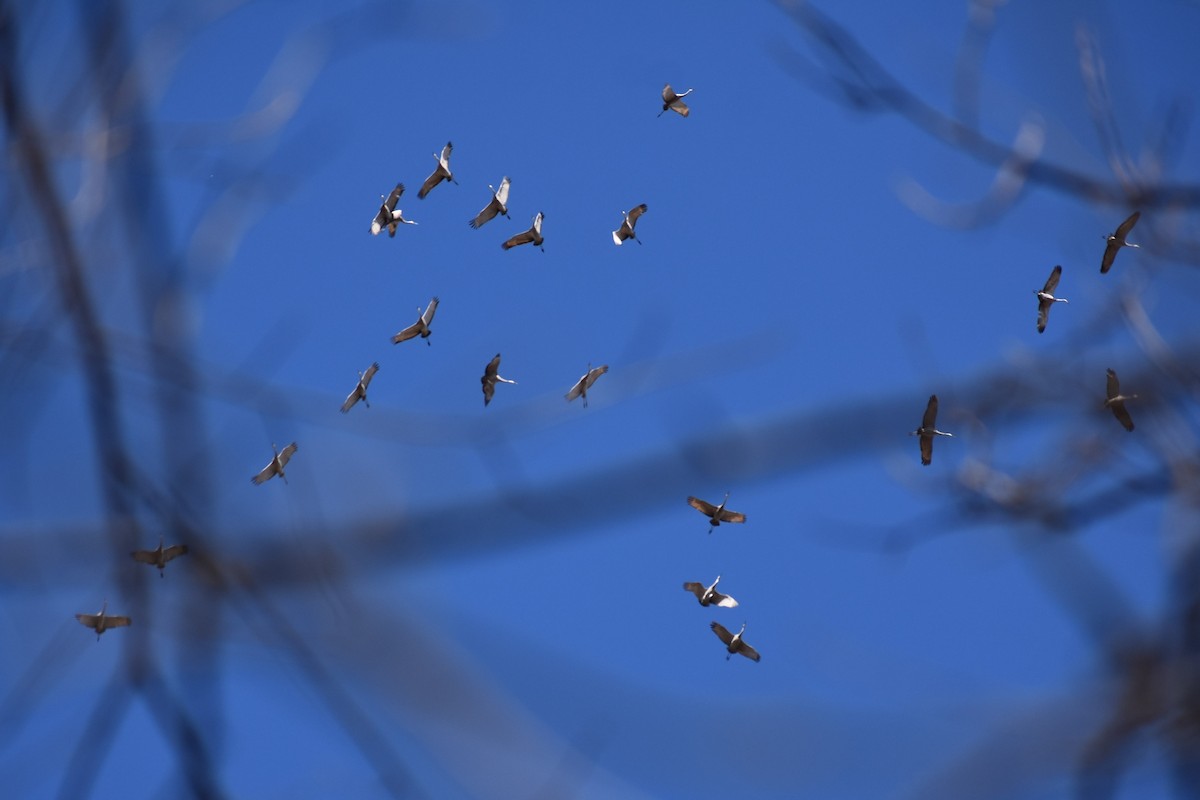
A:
[3,0,1200,798]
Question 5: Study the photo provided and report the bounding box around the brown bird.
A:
[1100,211,1140,274]
[468,177,511,229]
[1035,265,1068,333]
[1104,368,1137,432]
[564,363,608,408]
[75,600,131,640]
[251,442,298,485]
[612,203,648,246]
[481,353,517,407]
[417,141,457,199]
[370,183,417,236]
[131,537,189,577]
[910,395,953,466]
[687,493,746,533]
[660,83,694,117]
[710,621,760,662]
[502,211,544,252]
[341,362,380,413]
[683,576,739,608]
[392,297,439,346]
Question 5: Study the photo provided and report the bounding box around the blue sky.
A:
[2,0,1200,797]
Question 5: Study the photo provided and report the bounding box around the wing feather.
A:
[922,395,938,430]
[1043,265,1061,294]
[277,443,298,468]
[718,510,746,524]
[421,298,439,327]
[105,616,132,629]
[495,177,510,207]
[131,550,158,565]
[683,582,706,601]
[392,320,422,344]
[1100,240,1120,274]
[710,621,734,646]
[711,591,739,608]
[1110,401,1135,432]
[417,170,443,199]
[502,229,535,250]
[75,614,99,629]
[688,496,718,516]
[920,434,933,466]
[1115,210,1140,239]
[251,463,277,485]
[162,544,189,562]
[627,203,647,224]
[1106,368,1120,400]
[737,642,761,662]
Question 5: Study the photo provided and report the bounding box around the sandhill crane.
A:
[131,537,189,577]
[417,141,457,199]
[481,353,517,407]
[687,493,746,533]
[1035,265,1069,333]
[910,395,953,466]
[1100,211,1141,274]
[502,211,545,252]
[683,575,739,608]
[392,297,439,346]
[612,203,647,246]
[341,362,380,413]
[660,83,694,117]
[370,183,417,236]
[75,600,131,640]
[710,621,760,662]
[469,177,511,229]
[564,363,608,407]
[251,442,298,485]
[1104,368,1137,432]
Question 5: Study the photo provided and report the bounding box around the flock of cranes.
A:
[73,86,1146,664]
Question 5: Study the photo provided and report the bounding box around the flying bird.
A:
[370,183,417,236]
[1035,265,1069,333]
[75,600,131,640]
[130,538,189,577]
[660,83,694,117]
[251,442,298,485]
[710,621,760,662]
[612,203,648,245]
[392,297,439,346]
[481,353,517,407]
[683,576,739,608]
[417,141,457,199]
[687,493,746,533]
[341,362,380,413]
[502,211,545,252]
[1104,368,1137,432]
[469,177,511,229]
[1100,211,1141,274]
[564,363,608,408]
[910,395,953,466]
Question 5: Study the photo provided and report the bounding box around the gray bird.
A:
[683,576,739,608]
[131,537,189,577]
[1104,368,1137,432]
[660,83,694,117]
[341,362,380,413]
[417,142,457,199]
[612,203,648,246]
[502,211,544,252]
[392,297,439,346]
[565,363,608,408]
[468,177,511,229]
[370,183,417,236]
[710,621,760,662]
[687,493,746,533]
[1035,265,1068,333]
[75,600,131,640]
[481,353,517,407]
[251,442,298,485]
[910,395,953,466]
[1100,211,1140,274]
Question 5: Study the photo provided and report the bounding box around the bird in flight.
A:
[683,576,739,608]
[687,493,746,533]
[612,203,648,246]
[370,183,417,236]
[481,353,517,407]
[392,297,439,346]
[502,211,545,252]
[1100,211,1140,274]
[341,362,380,413]
[660,83,694,117]
[710,621,760,662]
[1104,368,1137,432]
[251,442,298,485]
[1035,265,1068,333]
[910,395,953,466]
[468,177,511,229]
[417,141,457,199]
[565,363,608,407]
[131,537,189,577]
[75,600,131,640]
